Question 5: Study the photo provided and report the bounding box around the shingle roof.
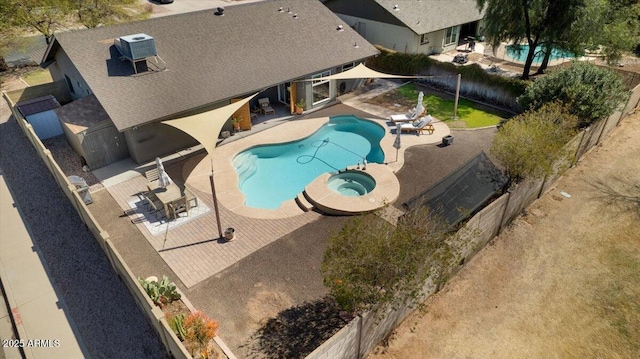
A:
[45,0,377,131]
[326,0,484,35]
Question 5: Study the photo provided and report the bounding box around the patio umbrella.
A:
[393,123,402,162]
[415,91,425,117]
[156,157,172,188]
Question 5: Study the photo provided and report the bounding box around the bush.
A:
[366,46,527,98]
[518,61,629,128]
[321,209,462,316]
[184,311,219,358]
[491,102,578,182]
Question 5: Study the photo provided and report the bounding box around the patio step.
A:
[296,192,314,212]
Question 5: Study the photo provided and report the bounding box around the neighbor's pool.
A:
[233,115,385,209]
[505,44,575,64]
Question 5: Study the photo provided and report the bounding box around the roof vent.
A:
[278,7,284,12]
[215,6,224,16]
[115,34,157,61]
[393,4,399,10]
[292,13,298,19]
[287,7,292,14]
[337,25,344,31]
[354,42,359,49]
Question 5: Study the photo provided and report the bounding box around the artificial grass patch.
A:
[398,83,504,128]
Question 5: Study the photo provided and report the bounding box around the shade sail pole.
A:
[210,158,223,239]
[453,74,461,119]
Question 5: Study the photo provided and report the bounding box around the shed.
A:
[15,95,63,140]
[54,95,129,170]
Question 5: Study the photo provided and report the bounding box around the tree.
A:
[477,0,588,80]
[4,0,74,45]
[518,61,629,127]
[74,0,151,29]
[491,102,578,182]
[321,209,462,316]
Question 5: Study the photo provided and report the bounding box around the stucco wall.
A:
[123,122,198,164]
[48,48,92,100]
[336,14,421,53]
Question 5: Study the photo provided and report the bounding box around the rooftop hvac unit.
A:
[115,34,157,61]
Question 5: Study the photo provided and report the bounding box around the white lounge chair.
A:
[390,107,426,123]
[400,115,434,135]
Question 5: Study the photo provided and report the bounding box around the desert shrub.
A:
[518,61,629,128]
[491,102,578,182]
[184,311,219,358]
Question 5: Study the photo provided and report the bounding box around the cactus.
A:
[171,314,186,341]
[139,275,181,307]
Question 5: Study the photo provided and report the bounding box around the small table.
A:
[147,182,182,218]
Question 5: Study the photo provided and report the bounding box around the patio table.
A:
[147,181,182,218]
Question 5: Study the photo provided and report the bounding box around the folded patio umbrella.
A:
[156,157,172,188]
[415,91,425,116]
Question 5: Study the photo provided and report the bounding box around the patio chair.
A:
[168,196,189,219]
[258,98,276,115]
[143,192,164,220]
[400,115,435,136]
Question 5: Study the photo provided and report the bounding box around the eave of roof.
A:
[44,0,378,131]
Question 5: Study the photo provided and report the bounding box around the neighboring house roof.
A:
[15,95,60,117]
[324,0,483,35]
[42,0,377,131]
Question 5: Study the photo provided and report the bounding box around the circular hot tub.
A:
[327,171,376,197]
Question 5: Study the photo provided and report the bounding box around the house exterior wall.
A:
[48,48,92,100]
[337,14,420,53]
[124,122,198,164]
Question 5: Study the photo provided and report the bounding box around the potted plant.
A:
[231,116,242,133]
[224,227,235,241]
[294,98,305,115]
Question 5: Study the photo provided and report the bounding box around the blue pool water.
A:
[233,115,385,209]
[505,44,575,64]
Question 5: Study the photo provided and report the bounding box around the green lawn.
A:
[21,68,53,86]
[397,83,504,128]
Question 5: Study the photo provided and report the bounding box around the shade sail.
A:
[162,93,258,155]
[298,63,430,81]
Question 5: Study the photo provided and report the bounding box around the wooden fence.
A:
[306,82,640,359]
[3,89,193,359]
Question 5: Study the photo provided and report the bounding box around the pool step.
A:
[296,192,314,212]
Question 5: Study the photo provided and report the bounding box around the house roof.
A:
[42,0,377,131]
[54,94,111,134]
[325,0,484,35]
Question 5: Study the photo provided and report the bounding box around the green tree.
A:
[74,0,151,29]
[321,209,462,316]
[4,0,74,45]
[491,102,578,182]
[477,0,588,80]
[518,61,629,127]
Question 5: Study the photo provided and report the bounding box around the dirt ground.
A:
[369,113,640,358]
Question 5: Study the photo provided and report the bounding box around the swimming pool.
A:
[233,115,385,209]
[505,44,575,64]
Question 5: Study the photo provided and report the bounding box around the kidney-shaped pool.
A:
[232,115,385,209]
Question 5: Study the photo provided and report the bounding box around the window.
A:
[443,26,458,46]
[420,34,429,45]
[342,62,355,72]
[311,70,331,105]
[65,74,75,94]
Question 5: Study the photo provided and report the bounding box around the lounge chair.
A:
[400,115,435,135]
[390,107,426,123]
[258,98,276,115]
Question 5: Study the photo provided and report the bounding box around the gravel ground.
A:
[1,73,168,359]
[42,135,103,193]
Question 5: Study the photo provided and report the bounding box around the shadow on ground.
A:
[244,296,352,359]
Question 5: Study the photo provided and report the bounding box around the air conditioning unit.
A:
[115,34,157,61]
